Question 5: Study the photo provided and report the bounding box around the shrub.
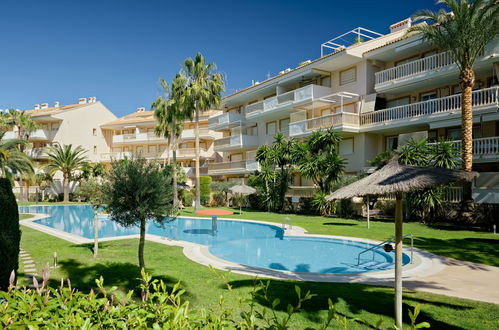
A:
[0,178,21,290]
[311,192,336,216]
[181,190,194,207]
[212,191,226,207]
[335,199,356,218]
[376,200,396,217]
[199,176,212,206]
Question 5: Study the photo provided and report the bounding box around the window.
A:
[420,91,437,102]
[266,121,276,136]
[136,146,143,155]
[320,76,331,87]
[92,128,97,136]
[279,119,290,133]
[158,145,167,152]
[339,138,354,155]
[386,136,398,151]
[339,67,356,85]
[447,126,481,140]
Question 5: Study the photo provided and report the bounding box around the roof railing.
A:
[321,27,384,57]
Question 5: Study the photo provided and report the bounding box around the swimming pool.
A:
[19,205,410,274]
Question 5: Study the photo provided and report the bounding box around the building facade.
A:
[208,19,499,202]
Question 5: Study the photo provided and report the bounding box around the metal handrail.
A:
[357,234,414,265]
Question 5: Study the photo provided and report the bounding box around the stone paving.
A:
[19,248,37,288]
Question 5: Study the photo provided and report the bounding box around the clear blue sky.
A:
[0,0,441,117]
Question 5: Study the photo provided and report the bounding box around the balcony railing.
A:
[180,128,214,140]
[214,135,259,150]
[448,136,499,158]
[289,112,360,136]
[29,129,51,141]
[245,84,333,116]
[286,186,317,197]
[361,87,499,126]
[208,159,259,173]
[375,52,455,85]
[26,147,49,159]
[113,132,165,144]
[208,112,243,129]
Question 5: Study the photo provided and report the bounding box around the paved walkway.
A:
[19,248,37,288]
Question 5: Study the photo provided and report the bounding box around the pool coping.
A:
[20,212,445,284]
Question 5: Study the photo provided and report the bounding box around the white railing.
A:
[214,135,258,149]
[361,87,499,125]
[445,137,499,157]
[289,112,360,136]
[245,101,264,115]
[26,147,49,159]
[208,159,259,172]
[208,112,242,128]
[29,129,51,140]
[375,52,454,85]
[381,186,463,203]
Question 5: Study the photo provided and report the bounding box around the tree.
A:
[294,129,345,194]
[183,53,225,210]
[152,74,190,208]
[211,181,235,206]
[0,132,33,181]
[76,178,106,257]
[0,178,21,290]
[252,133,296,212]
[45,144,89,202]
[409,0,499,207]
[104,157,175,270]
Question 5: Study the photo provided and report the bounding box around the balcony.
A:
[208,159,259,175]
[26,147,49,160]
[286,186,317,198]
[112,132,164,144]
[180,128,217,140]
[29,129,51,141]
[183,166,208,177]
[214,135,259,151]
[245,84,333,120]
[208,112,243,130]
[360,87,499,129]
[447,137,499,162]
[289,112,360,137]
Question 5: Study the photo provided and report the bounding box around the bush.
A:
[199,176,212,206]
[181,190,194,207]
[0,178,21,290]
[312,192,336,216]
[335,199,356,218]
[212,191,226,207]
[248,193,264,210]
[376,200,396,217]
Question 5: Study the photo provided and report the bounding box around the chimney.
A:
[40,103,49,109]
[54,101,60,107]
[137,107,145,112]
[34,104,40,110]
[390,18,412,33]
[78,97,87,104]
[88,96,96,103]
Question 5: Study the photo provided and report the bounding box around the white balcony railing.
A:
[375,52,455,85]
[208,112,242,129]
[289,112,360,136]
[180,128,214,140]
[208,159,259,173]
[26,147,49,159]
[447,136,499,158]
[245,84,333,116]
[214,135,259,150]
[361,87,499,126]
[29,129,51,141]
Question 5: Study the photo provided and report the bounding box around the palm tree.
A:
[0,132,33,180]
[152,74,190,207]
[183,53,225,210]
[45,144,89,202]
[409,0,499,205]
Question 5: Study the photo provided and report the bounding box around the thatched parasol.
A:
[229,184,256,214]
[327,156,477,328]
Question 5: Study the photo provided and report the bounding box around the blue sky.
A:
[0,0,441,117]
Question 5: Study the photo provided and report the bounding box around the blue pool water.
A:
[20,205,410,274]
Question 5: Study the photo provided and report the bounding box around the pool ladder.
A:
[282,217,292,230]
[357,234,414,265]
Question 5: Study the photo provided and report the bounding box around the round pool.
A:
[20,205,410,274]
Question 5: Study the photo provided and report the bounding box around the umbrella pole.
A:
[366,195,370,229]
[394,192,404,329]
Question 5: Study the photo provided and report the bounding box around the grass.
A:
[179,207,499,267]
[19,226,499,329]
[20,214,34,220]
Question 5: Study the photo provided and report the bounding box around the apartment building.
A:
[208,18,499,202]
[3,97,117,165]
[100,108,223,185]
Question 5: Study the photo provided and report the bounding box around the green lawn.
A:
[19,226,499,329]
[180,207,499,267]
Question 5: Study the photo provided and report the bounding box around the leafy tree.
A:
[183,53,225,210]
[76,178,106,257]
[409,0,499,206]
[294,129,345,194]
[0,178,20,290]
[104,157,175,270]
[252,133,296,212]
[211,181,235,206]
[45,144,89,202]
[153,74,191,208]
[0,132,33,180]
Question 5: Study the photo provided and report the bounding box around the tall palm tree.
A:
[409,0,499,205]
[45,144,89,202]
[183,53,225,210]
[0,132,33,180]
[152,74,190,207]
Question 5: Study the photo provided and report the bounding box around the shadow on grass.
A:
[225,279,470,329]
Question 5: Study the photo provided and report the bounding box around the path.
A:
[19,248,37,288]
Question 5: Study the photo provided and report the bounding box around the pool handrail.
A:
[357,234,414,265]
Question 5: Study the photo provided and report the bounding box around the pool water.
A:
[20,205,410,274]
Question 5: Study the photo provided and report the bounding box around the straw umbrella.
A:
[327,156,476,328]
[229,184,256,214]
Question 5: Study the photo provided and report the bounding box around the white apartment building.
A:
[208,19,499,202]
[100,108,223,185]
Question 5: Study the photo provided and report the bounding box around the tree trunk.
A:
[172,119,178,208]
[63,175,69,202]
[93,208,99,258]
[194,108,201,211]
[19,180,25,202]
[138,218,146,270]
[394,192,404,329]
[460,68,475,216]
